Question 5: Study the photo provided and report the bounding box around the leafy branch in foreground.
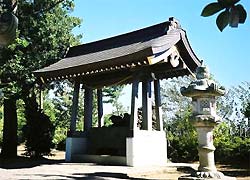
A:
[201,0,247,31]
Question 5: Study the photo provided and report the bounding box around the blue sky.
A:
[72,0,250,88]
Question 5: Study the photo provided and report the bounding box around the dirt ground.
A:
[0,146,248,180]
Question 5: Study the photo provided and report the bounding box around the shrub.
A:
[214,122,250,164]
[23,96,54,158]
[52,127,67,150]
[166,109,198,162]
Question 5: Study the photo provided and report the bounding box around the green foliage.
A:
[23,96,54,158]
[52,127,67,150]
[244,102,250,118]
[214,122,250,164]
[161,78,192,116]
[216,10,230,32]
[0,106,3,146]
[103,86,124,104]
[166,107,198,162]
[111,101,128,115]
[42,81,80,150]
[201,2,225,17]
[103,85,126,115]
[201,0,247,31]
[0,0,82,156]
[103,114,114,127]
[0,0,82,99]
[0,120,2,147]
[218,0,241,7]
[217,82,250,137]
[16,99,26,144]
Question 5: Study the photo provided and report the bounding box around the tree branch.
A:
[33,0,65,15]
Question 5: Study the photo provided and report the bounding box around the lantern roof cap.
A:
[181,65,225,97]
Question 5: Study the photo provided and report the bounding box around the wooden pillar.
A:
[142,81,152,131]
[154,80,163,131]
[130,80,139,130]
[70,80,80,133]
[97,89,104,127]
[84,87,93,131]
[39,87,44,110]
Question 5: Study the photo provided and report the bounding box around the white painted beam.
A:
[142,81,152,131]
[147,46,178,65]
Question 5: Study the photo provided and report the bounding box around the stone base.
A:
[65,130,167,167]
[126,130,167,166]
[72,154,126,165]
[65,137,88,162]
[178,176,236,180]
[179,171,236,180]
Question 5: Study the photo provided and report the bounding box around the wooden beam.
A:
[154,80,163,131]
[70,80,80,133]
[147,46,178,65]
[142,81,152,131]
[97,89,104,127]
[130,80,139,130]
[84,87,93,131]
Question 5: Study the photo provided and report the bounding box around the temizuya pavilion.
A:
[34,18,202,166]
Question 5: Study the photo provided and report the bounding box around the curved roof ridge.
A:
[66,21,171,57]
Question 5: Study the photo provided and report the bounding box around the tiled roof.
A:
[34,18,201,87]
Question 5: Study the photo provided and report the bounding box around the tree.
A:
[217,82,250,137]
[161,77,193,121]
[201,0,247,31]
[244,102,250,117]
[103,85,126,115]
[0,0,81,157]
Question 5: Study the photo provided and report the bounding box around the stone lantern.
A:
[179,65,235,179]
[0,1,18,46]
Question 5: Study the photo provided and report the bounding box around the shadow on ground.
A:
[218,164,250,178]
[18,172,152,180]
[177,166,196,175]
[0,156,64,169]
[72,172,150,179]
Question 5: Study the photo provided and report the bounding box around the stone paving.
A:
[0,161,192,180]
[1,159,249,180]
[0,147,248,180]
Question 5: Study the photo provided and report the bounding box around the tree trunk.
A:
[1,98,17,158]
